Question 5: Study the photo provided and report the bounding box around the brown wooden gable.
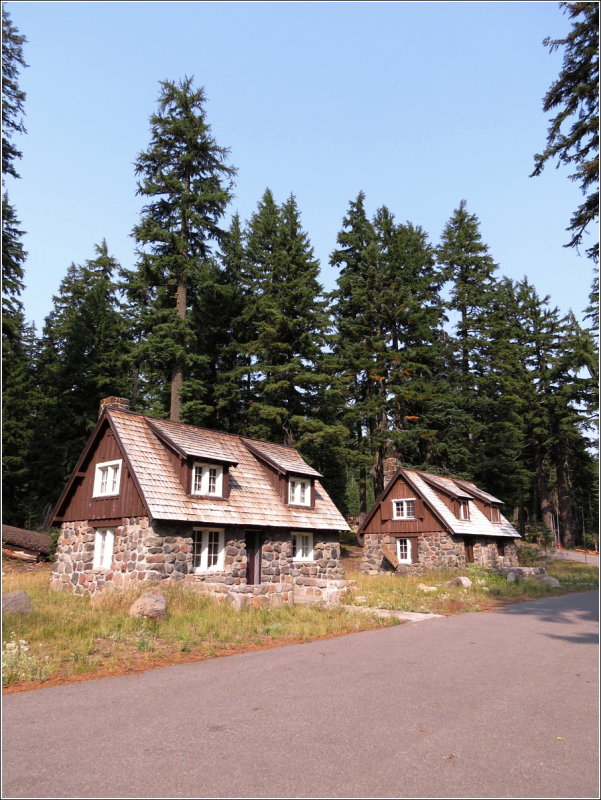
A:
[52,414,148,524]
[361,470,448,536]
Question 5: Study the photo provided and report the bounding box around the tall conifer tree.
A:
[130,77,235,422]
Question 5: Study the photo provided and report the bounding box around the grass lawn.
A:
[2,557,597,692]
[1,565,398,692]
[344,558,599,615]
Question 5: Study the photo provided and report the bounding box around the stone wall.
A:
[50,519,350,606]
[360,532,518,574]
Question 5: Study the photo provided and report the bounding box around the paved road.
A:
[3,592,598,799]
[552,549,599,566]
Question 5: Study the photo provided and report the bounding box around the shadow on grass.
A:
[495,589,598,645]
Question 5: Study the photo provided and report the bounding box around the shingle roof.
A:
[109,410,348,531]
[403,469,519,539]
[242,438,323,477]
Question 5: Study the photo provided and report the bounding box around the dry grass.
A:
[344,559,598,614]
[1,570,397,690]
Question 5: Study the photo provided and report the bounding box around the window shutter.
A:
[381,499,393,521]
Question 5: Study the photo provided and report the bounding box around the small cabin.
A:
[50,398,351,607]
[359,463,520,574]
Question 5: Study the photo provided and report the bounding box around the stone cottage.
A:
[359,459,520,574]
[50,398,350,607]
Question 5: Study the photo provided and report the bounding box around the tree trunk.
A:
[556,454,574,548]
[536,452,555,538]
[170,279,187,422]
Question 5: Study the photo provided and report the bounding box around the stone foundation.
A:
[50,519,350,606]
[360,532,518,575]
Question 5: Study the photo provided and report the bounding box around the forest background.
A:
[2,2,598,548]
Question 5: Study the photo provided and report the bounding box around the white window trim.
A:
[192,528,225,572]
[392,498,416,520]
[292,531,314,561]
[93,528,114,570]
[396,537,412,564]
[458,499,470,520]
[288,477,311,507]
[192,463,224,497]
[92,460,122,498]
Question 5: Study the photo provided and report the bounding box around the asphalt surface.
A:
[2,591,599,799]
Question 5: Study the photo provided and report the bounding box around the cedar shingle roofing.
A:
[360,467,519,539]
[109,409,348,531]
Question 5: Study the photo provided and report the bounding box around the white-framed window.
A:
[192,463,223,497]
[392,498,416,519]
[289,477,311,506]
[396,537,412,564]
[93,528,114,569]
[458,499,470,520]
[490,506,501,523]
[92,460,122,498]
[192,528,225,572]
[292,531,314,561]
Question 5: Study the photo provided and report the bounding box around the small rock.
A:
[447,576,472,588]
[506,571,518,583]
[128,592,168,619]
[417,583,438,593]
[540,576,560,588]
[354,596,367,604]
[2,590,32,614]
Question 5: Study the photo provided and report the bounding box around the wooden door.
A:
[245,531,262,585]
[464,539,474,563]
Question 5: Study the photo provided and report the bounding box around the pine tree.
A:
[531,1,599,261]
[131,77,235,422]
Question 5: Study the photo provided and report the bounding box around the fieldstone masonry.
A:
[50,518,351,607]
[360,531,518,575]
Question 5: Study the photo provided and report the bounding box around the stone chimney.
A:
[383,452,402,487]
[99,397,130,417]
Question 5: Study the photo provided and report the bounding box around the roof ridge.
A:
[109,409,302,453]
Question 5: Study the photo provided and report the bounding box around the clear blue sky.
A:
[6,1,596,332]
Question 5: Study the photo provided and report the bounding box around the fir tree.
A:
[531,1,599,261]
[437,200,499,378]
[131,77,235,422]
[31,242,132,516]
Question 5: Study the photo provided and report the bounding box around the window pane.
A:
[193,467,203,494]
[207,530,219,567]
[289,481,296,503]
[405,500,415,517]
[208,468,217,494]
[192,532,203,569]
[110,465,119,493]
[100,467,108,494]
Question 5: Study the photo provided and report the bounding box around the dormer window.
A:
[192,463,223,497]
[289,477,311,506]
[491,505,501,523]
[458,499,470,520]
[93,460,122,498]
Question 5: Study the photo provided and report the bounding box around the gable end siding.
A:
[362,475,443,535]
[55,425,146,522]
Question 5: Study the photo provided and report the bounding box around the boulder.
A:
[506,571,518,583]
[2,590,32,614]
[128,592,168,619]
[446,576,472,588]
[540,576,561,588]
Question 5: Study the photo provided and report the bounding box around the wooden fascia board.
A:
[108,413,153,521]
[396,470,455,535]
[357,467,404,533]
[50,414,110,522]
